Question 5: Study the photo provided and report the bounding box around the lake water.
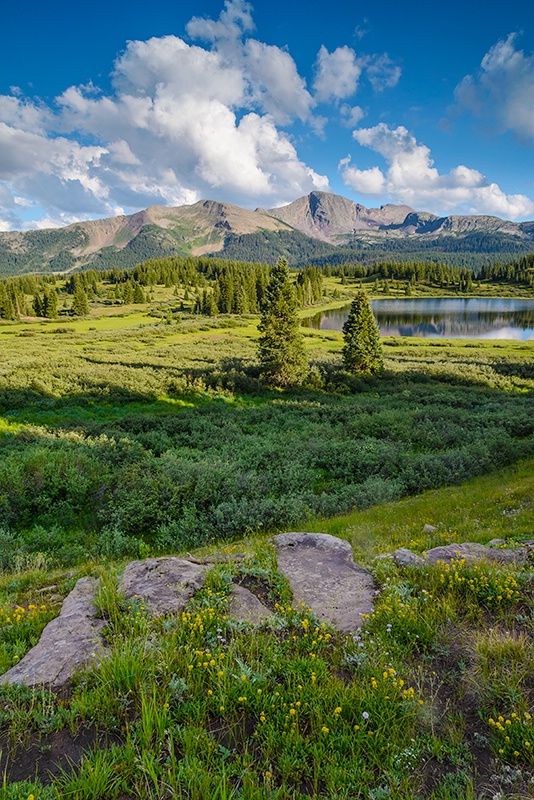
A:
[302,297,534,340]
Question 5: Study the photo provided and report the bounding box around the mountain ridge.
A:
[1,191,533,276]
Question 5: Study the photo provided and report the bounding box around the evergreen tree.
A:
[43,287,59,318]
[133,283,146,304]
[0,284,15,319]
[257,258,308,387]
[342,291,384,376]
[33,293,43,317]
[72,284,89,316]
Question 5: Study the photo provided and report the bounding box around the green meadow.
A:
[0,272,533,798]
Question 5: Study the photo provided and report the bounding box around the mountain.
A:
[1,192,533,276]
[262,193,414,242]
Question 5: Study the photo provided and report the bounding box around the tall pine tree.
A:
[342,291,384,376]
[257,258,308,387]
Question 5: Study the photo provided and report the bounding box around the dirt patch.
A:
[0,725,121,785]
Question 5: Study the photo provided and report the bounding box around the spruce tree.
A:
[342,291,384,376]
[257,258,308,387]
[72,284,89,316]
[43,287,59,318]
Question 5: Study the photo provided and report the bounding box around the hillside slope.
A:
[1,192,533,276]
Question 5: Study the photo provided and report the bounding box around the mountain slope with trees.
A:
[1,192,534,277]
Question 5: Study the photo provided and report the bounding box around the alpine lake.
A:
[302,297,534,340]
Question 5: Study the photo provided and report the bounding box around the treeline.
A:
[0,256,325,320]
[328,254,534,291]
[0,251,533,321]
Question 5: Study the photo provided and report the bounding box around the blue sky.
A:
[1,0,533,230]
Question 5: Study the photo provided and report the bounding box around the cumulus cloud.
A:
[340,104,365,127]
[0,0,332,230]
[0,0,407,230]
[455,33,534,140]
[341,123,534,219]
[313,46,363,102]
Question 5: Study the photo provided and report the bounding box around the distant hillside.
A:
[1,192,533,276]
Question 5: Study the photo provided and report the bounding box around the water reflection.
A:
[302,298,534,340]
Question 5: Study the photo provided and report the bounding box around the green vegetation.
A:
[0,459,533,798]
[257,258,308,387]
[342,291,384,376]
[0,257,532,797]
[0,283,532,562]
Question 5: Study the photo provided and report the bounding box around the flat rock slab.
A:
[120,557,206,616]
[425,542,528,566]
[1,577,106,691]
[272,532,375,633]
[228,584,272,625]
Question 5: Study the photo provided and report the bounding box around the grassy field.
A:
[0,287,533,798]
[0,458,533,799]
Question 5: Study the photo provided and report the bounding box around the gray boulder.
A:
[1,577,106,691]
[228,584,272,625]
[425,542,528,566]
[272,532,375,633]
[392,548,425,567]
[120,557,206,616]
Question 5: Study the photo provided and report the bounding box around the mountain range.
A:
[1,192,534,276]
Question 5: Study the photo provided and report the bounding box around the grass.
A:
[0,282,532,797]
[0,459,532,798]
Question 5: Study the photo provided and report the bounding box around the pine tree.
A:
[72,284,89,316]
[43,287,59,318]
[133,283,146,304]
[342,291,384,376]
[257,258,308,387]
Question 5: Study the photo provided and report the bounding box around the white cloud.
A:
[341,123,534,219]
[366,54,401,92]
[0,0,405,231]
[186,0,254,43]
[313,46,363,103]
[244,39,314,123]
[455,33,534,140]
[340,105,365,127]
[0,0,330,230]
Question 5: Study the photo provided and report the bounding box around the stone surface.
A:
[228,584,272,625]
[488,539,506,546]
[423,524,437,533]
[425,542,528,566]
[1,577,106,691]
[272,532,375,633]
[120,557,206,616]
[392,548,425,567]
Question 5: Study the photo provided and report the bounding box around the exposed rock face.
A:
[228,584,272,625]
[266,191,414,241]
[386,542,530,568]
[392,548,426,567]
[272,532,375,633]
[1,578,106,691]
[424,542,529,566]
[120,557,206,616]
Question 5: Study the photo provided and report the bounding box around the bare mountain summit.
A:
[263,191,414,243]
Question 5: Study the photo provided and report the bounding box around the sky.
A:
[1,0,534,231]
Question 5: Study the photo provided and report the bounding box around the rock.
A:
[423,524,437,533]
[272,532,375,633]
[392,548,425,567]
[228,584,272,625]
[120,557,206,616]
[488,539,506,546]
[424,542,528,566]
[1,577,106,691]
